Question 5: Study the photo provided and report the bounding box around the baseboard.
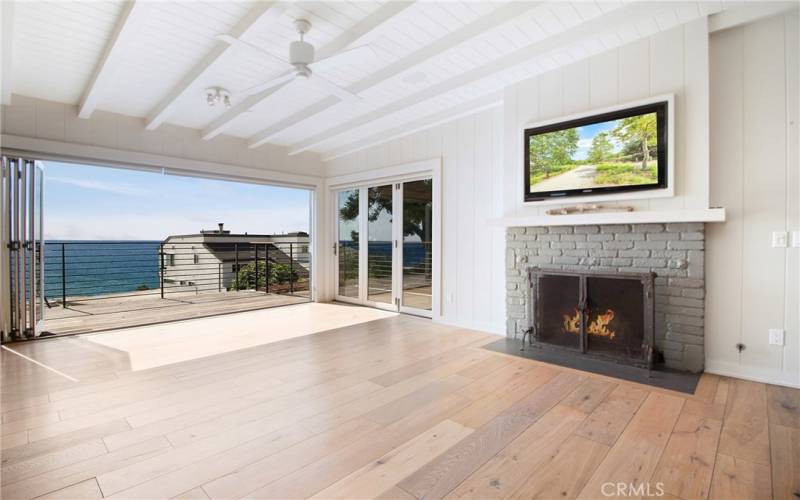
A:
[705,359,800,389]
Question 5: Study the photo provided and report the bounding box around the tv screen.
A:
[524,101,668,202]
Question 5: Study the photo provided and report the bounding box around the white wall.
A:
[706,10,799,388]
[503,19,710,217]
[325,107,506,334]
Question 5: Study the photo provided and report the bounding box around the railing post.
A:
[265,244,270,294]
[289,243,294,295]
[160,243,165,299]
[234,243,239,291]
[254,244,259,291]
[218,263,221,292]
[61,243,66,307]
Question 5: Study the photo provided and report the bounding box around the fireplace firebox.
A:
[526,267,657,369]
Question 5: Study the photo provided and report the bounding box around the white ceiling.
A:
[3,1,776,159]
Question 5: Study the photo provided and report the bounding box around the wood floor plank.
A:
[769,423,800,500]
[0,308,790,500]
[109,417,381,499]
[560,378,617,414]
[1,437,172,500]
[577,391,685,499]
[444,404,588,499]
[171,486,210,500]
[311,420,473,499]
[708,454,771,500]
[651,409,722,500]
[398,371,585,500]
[718,378,771,466]
[766,384,800,429]
[508,435,609,500]
[574,383,648,446]
[241,393,471,499]
[33,478,103,500]
[450,366,558,429]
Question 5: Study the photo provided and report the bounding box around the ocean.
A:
[44,241,161,299]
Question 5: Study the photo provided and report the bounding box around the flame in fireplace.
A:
[587,309,616,339]
[562,308,617,339]
[563,310,581,334]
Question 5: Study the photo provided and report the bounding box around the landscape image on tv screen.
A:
[528,111,660,196]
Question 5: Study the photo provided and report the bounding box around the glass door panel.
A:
[401,179,433,312]
[367,185,393,304]
[336,189,359,299]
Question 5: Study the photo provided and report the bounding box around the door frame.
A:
[327,159,441,319]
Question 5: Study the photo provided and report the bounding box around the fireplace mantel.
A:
[488,208,725,228]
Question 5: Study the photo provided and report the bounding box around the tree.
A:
[612,114,657,170]
[338,181,432,241]
[529,128,579,178]
[233,261,298,291]
[588,131,614,163]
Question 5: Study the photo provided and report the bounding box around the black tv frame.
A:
[524,101,669,202]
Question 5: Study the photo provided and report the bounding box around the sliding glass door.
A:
[333,178,434,317]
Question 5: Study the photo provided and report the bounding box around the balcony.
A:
[41,240,311,336]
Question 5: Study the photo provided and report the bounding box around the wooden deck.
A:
[1,304,798,499]
[42,290,310,336]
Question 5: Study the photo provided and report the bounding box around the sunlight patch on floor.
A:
[85,303,397,371]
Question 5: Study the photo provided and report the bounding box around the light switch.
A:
[769,329,785,346]
[792,231,800,248]
[772,231,789,248]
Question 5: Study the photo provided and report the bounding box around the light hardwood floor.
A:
[1,304,798,499]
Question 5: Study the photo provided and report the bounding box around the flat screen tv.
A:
[524,100,669,202]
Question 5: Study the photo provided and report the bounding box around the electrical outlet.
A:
[447,292,454,303]
[769,328,785,346]
[772,231,789,248]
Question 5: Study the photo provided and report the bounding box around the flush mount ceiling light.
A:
[205,87,232,108]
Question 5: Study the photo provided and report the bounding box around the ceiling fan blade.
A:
[216,34,287,66]
[309,73,360,102]
[242,71,295,96]
[310,44,376,73]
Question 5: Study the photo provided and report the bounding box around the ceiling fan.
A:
[218,19,373,102]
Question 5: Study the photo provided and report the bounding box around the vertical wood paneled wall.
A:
[706,11,799,388]
[325,108,506,334]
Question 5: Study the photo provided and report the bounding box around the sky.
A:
[573,119,621,161]
[44,162,311,241]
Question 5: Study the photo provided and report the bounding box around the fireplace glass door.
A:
[585,277,645,360]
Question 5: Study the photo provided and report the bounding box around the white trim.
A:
[520,94,676,207]
[705,360,800,389]
[1,345,79,382]
[326,158,440,189]
[0,135,322,190]
[489,208,726,228]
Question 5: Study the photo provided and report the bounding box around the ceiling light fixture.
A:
[205,87,232,108]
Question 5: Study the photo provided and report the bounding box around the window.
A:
[166,254,176,266]
[193,254,199,265]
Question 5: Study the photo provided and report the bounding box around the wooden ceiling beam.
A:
[321,91,503,162]
[287,2,674,155]
[144,1,286,131]
[79,0,152,119]
[246,1,542,149]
